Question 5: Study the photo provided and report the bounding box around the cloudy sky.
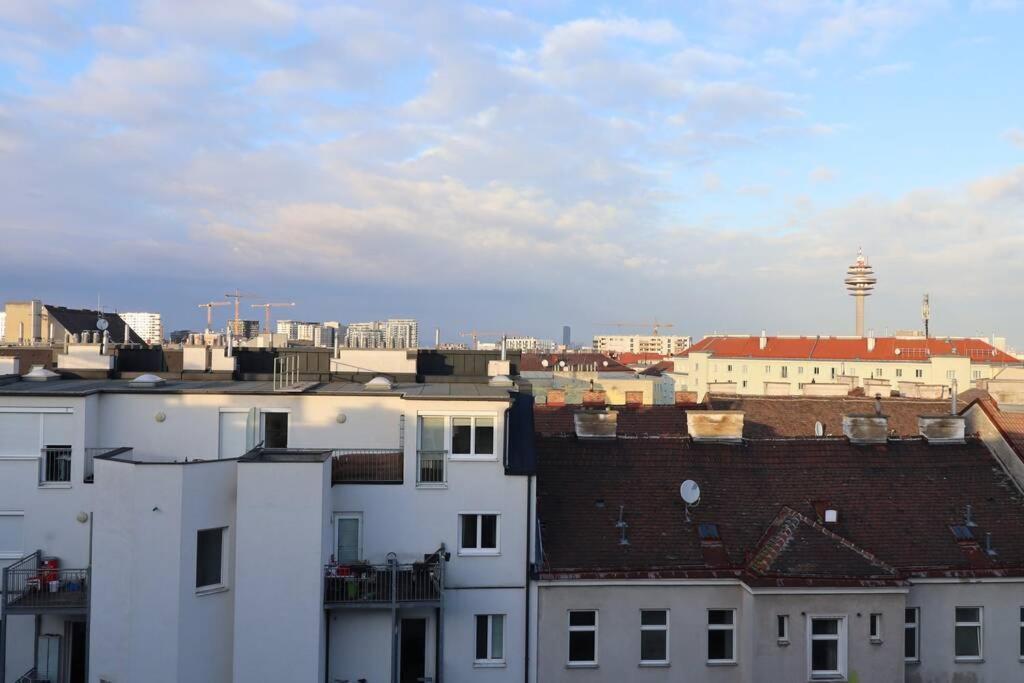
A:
[1,1,1023,345]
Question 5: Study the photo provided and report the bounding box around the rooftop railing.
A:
[324,547,445,608]
[330,448,404,484]
[2,550,89,614]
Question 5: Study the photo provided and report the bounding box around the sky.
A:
[1,1,1023,347]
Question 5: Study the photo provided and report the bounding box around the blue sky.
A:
[1,1,1022,346]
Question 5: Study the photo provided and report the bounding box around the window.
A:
[475,614,505,666]
[813,367,820,375]
[334,513,361,564]
[904,608,919,662]
[568,610,597,666]
[869,613,882,642]
[640,610,669,665]
[915,369,923,378]
[707,609,736,663]
[808,616,846,679]
[777,615,789,644]
[418,416,446,485]
[954,607,982,660]
[0,511,25,560]
[973,369,982,379]
[460,513,499,554]
[261,411,288,448]
[781,366,788,378]
[741,380,748,388]
[726,364,732,372]
[798,366,804,375]
[742,365,747,374]
[875,368,883,377]
[765,365,772,374]
[451,417,495,457]
[896,368,903,378]
[946,370,956,380]
[40,444,71,484]
[196,527,226,590]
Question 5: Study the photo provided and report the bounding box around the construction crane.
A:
[197,301,230,331]
[595,320,675,336]
[224,290,259,324]
[458,330,505,350]
[251,302,295,334]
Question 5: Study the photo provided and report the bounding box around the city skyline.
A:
[1,2,1022,343]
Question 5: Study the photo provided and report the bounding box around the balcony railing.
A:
[84,446,133,483]
[2,550,89,614]
[331,448,404,484]
[38,446,71,485]
[324,547,445,608]
[416,450,447,485]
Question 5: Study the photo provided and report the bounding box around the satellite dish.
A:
[680,480,701,505]
[96,318,109,331]
[814,421,824,437]
[541,359,549,368]
[559,360,567,368]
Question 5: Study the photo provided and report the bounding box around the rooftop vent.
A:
[918,415,966,444]
[686,410,744,443]
[573,410,618,439]
[842,414,888,444]
[364,376,393,391]
[824,509,838,524]
[23,365,60,382]
[129,373,166,388]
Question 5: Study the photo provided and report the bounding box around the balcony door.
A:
[400,618,427,683]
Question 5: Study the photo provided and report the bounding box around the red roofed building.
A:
[671,333,1021,401]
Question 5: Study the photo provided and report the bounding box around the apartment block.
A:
[344,319,419,349]
[118,312,163,345]
[276,320,337,348]
[593,334,691,356]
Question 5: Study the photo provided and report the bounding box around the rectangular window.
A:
[915,369,923,378]
[726,364,732,372]
[196,527,225,590]
[418,417,446,484]
[568,610,597,666]
[765,365,772,374]
[334,513,361,564]
[869,613,882,642]
[896,368,903,378]
[460,513,499,554]
[640,610,669,665]
[809,616,846,678]
[904,608,919,662]
[781,366,789,378]
[814,367,820,375]
[451,416,495,457]
[875,368,883,377]
[40,444,72,484]
[261,412,288,448]
[741,380,748,388]
[777,614,789,644]
[954,607,982,660]
[798,366,804,374]
[946,370,956,380]
[0,511,25,560]
[707,609,736,663]
[475,614,505,666]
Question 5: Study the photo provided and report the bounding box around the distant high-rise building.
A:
[562,325,571,347]
[228,319,261,340]
[343,319,419,349]
[120,312,164,344]
[276,320,337,348]
[504,336,555,352]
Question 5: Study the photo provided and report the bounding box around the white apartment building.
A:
[0,356,534,683]
[503,337,555,353]
[593,334,691,356]
[118,312,163,345]
[345,319,419,349]
[276,320,337,348]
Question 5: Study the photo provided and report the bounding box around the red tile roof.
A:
[536,436,1024,583]
[614,352,667,365]
[685,335,1020,364]
[520,353,634,373]
[706,395,949,438]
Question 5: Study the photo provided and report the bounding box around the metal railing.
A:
[2,551,89,613]
[83,446,133,483]
[273,354,299,391]
[38,446,71,485]
[324,547,445,607]
[331,448,403,484]
[15,669,39,683]
[416,450,447,485]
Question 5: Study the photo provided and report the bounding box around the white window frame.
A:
[639,609,669,666]
[567,609,598,667]
[458,512,500,556]
[954,606,983,662]
[0,510,25,560]
[869,613,882,643]
[449,415,497,460]
[195,526,229,594]
[474,613,506,667]
[896,368,903,378]
[333,512,362,564]
[905,607,920,663]
[777,614,790,645]
[807,615,847,680]
[707,608,737,665]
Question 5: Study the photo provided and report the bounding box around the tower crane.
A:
[197,301,230,331]
[595,320,675,336]
[251,302,296,334]
[224,290,259,324]
[458,330,505,350]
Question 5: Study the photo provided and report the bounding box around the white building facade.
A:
[118,312,163,345]
[593,334,691,355]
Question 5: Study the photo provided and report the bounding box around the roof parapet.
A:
[918,415,966,444]
[687,410,744,443]
[574,409,618,439]
[842,415,888,444]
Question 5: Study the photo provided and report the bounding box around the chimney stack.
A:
[687,410,744,443]
[759,330,768,350]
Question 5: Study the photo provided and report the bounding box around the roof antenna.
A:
[615,505,630,546]
[964,504,977,528]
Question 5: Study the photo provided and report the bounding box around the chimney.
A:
[675,391,698,406]
[547,389,566,407]
[950,377,958,414]
[573,410,618,439]
[759,330,767,350]
[867,331,876,352]
[582,390,607,406]
[918,415,966,444]
[624,391,643,406]
[842,414,889,444]
[687,410,744,443]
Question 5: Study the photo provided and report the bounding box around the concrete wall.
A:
[233,457,330,683]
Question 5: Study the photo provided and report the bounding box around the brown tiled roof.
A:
[536,436,1024,583]
[640,360,674,376]
[706,395,950,438]
[967,397,1024,464]
[534,405,690,437]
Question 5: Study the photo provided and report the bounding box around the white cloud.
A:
[858,61,913,78]
[810,166,838,183]
[1003,128,1024,149]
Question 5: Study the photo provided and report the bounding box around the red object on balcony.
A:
[40,557,59,583]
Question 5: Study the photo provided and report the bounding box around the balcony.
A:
[324,548,445,609]
[416,450,447,486]
[330,448,404,484]
[2,551,89,615]
[84,446,133,483]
